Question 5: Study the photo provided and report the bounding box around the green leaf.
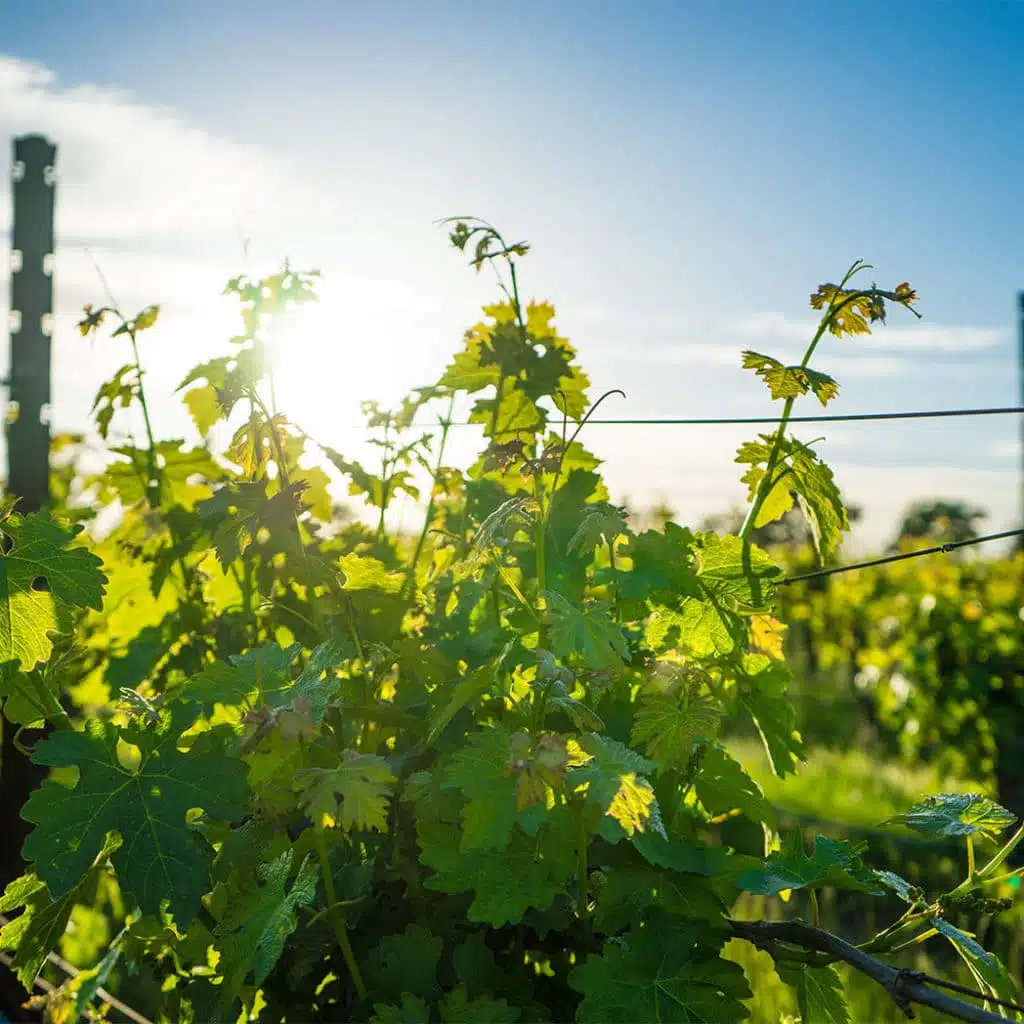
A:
[338,552,405,593]
[630,832,714,875]
[197,479,302,569]
[567,503,631,555]
[418,804,576,926]
[181,642,301,713]
[297,750,396,832]
[616,524,698,603]
[739,654,805,777]
[91,363,139,439]
[0,870,100,989]
[593,868,725,934]
[737,434,848,561]
[439,985,521,1023]
[694,744,775,825]
[182,382,223,436]
[371,995,431,1024]
[630,689,721,772]
[365,924,443,1002]
[0,513,106,669]
[933,917,1023,1020]
[873,869,922,904]
[777,963,850,1024]
[545,591,629,671]
[884,793,1016,842]
[215,849,317,989]
[570,914,751,1023]
[645,534,780,659]
[569,733,664,840]
[741,351,839,406]
[442,725,518,851]
[22,704,250,923]
[737,832,883,896]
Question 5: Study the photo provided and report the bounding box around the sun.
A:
[265,290,384,444]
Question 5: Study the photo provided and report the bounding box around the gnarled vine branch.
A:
[730,918,1017,1024]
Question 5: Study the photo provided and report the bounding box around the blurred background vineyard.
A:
[711,500,1024,1022]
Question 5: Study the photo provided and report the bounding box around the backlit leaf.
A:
[297,750,396,832]
[0,514,106,670]
[884,793,1016,842]
[22,704,249,924]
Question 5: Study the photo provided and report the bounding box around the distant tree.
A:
[623,497,675,532]
[892,499,987,549]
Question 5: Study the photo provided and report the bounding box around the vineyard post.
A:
[1018,291,1024,539]
[5,133,56,514]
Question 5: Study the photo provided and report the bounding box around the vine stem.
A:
[314,830,367,1001]
[738,272,922,560]
[577,800,591,943]
[405,394,456,597]
[298,739,366,1000]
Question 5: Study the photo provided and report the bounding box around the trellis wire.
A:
[386,405,1024,431]
[779,529,1024,587]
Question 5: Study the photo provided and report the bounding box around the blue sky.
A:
[1,1,1021,547]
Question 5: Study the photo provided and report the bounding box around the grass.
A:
[729,739,989,831]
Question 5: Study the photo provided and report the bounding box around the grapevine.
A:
[0,221,1019,1023]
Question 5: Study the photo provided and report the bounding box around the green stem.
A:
[405,396,456,597]
[738,283,877,552]
[967,834,976,880]
[808,889,820,928]
[126,328,195,601]
[577,801,591,941]
[314,829,366,1000]
[889,927,938,954]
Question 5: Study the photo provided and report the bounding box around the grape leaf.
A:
[567,503,631,555]
[0,513,106,669]
[570,914,751,1023]
[739,654,805,777]
[181,642,301,712]
[873,869,922,904]
[884,793,1016,842]
[593,868,725,934]
[933,917,1023,1020]
[418,805,576,926]
[741,351,839,406]
[215,849,317,990]
[737,434,848,561]
[616,524,698,603]
[22,704,250,924]
[197,480,302,569]
[371,995,430,1024]
[545,592,629,671]
[777,963,850,1024]
[630,690,721,771]
[645,535,779,658]
[737,832,883,896]
[810,283,883,337]
[297,750,396,832]
[338,553,405,593]
[0,869,101,988]
[365,924,442,1002]
[569,733,665,840]
[442,725,518,851]
[694,744,774,825]
[439,985,521,1023]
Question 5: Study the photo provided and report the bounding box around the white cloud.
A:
[733,310,1008,353]
[0,56,328,246]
